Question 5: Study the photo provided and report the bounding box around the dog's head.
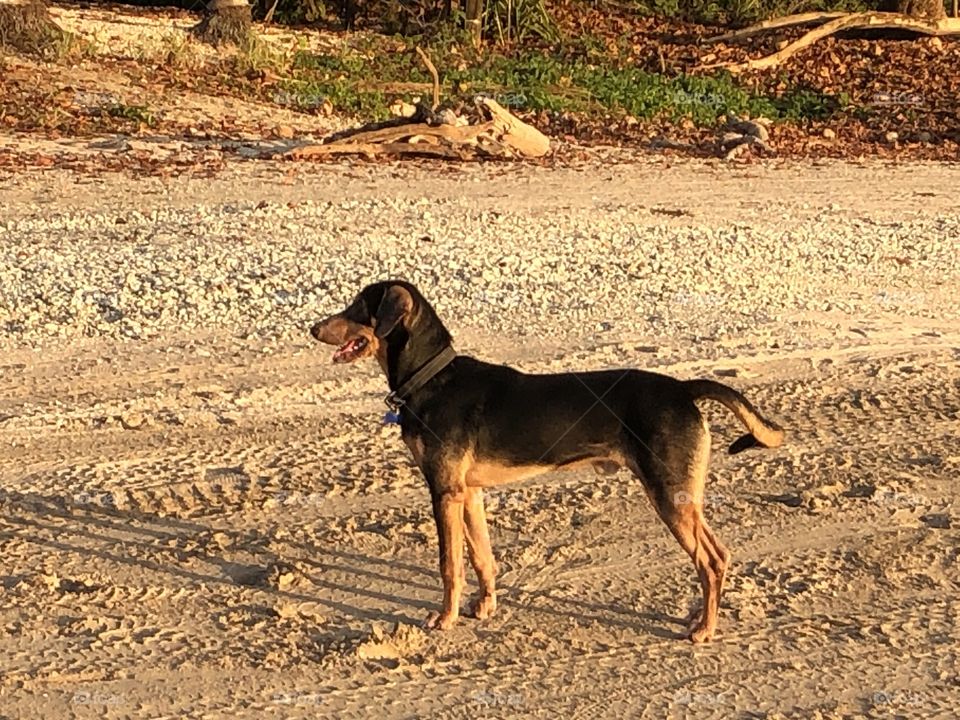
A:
[310,282,451,375]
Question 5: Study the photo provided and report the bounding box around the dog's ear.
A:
[374,285,415,338]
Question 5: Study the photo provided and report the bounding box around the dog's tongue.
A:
[332,339,357,363]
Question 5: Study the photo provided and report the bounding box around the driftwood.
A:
[700,12,960,73]
[289,142,475,160]
[263,0,280,23]
[415,46,440,110]
[703,12,848,43]
[284,97,551,161]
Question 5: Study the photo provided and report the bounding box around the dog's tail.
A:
[685,379,785,455]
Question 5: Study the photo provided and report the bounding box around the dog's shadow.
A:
[0,489,430,627]
[1,489,695,644]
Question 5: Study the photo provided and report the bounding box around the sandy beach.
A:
[0,158,958,718]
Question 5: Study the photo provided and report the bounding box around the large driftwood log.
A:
[703,12,848,43]
[700,12,960,73]
[478,96,552,157]
[283,97,551,161]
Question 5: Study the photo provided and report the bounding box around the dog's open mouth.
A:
[332,337,368,363]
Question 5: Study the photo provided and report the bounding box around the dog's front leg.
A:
[424,487,465,630]
[464,487,497,620]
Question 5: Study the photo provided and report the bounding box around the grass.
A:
[276,40,847,125]
[236,34,299,72]
[44,28,99,63]
[151,31,206,70]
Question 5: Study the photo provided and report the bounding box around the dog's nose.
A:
[310,321,325,340]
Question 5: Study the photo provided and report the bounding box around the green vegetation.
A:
[104,103,157,127]
[271,40,847,125]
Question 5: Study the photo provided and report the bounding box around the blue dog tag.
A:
[383,410,401,425]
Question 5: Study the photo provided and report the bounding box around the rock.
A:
[276,570,297,591]
[275,603,299,619]
[389,100,417,118]
[884,131,899,144]
[273,125,295,140]
[726,117,770,142]
[437,108,459,126]
[184,410,220,428]
[822,128,836,140]
[120,411,148,430]
[88,137,132,152]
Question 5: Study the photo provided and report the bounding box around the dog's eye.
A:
[342,298,368,323]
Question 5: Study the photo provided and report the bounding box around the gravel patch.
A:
[2,162,958,353]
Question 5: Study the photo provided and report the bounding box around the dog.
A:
[311,281,784,642]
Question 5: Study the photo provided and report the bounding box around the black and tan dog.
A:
[311,280,784,642]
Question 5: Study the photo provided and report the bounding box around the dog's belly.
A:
[465,460,552,488]
[465,453,624,488]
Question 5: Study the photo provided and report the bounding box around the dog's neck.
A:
[386,320,452,392]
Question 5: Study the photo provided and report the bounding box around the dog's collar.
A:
[384,346,457,411]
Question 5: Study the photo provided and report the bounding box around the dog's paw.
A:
[468,593,497,620]
[423,610,458,631]
[686,624,715,644]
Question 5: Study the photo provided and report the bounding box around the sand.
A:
[0,158,958,719]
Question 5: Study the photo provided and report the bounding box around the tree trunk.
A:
[192,0,252,46]
[0,0,66,55]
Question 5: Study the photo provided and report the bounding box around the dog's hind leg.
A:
[464,487,498,620]
[667,503,731,643]
[629,414,730,643]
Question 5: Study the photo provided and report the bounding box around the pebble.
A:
[120,411,148,430]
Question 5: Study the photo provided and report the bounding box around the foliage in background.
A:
[255,0,329,24]
[252,0,896,32]
[7,0,949,148]
[629,0,871,25]
[249,0,933,29]
[276,39,846,123]
[90,0,950,33]
[485,0,559,44]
